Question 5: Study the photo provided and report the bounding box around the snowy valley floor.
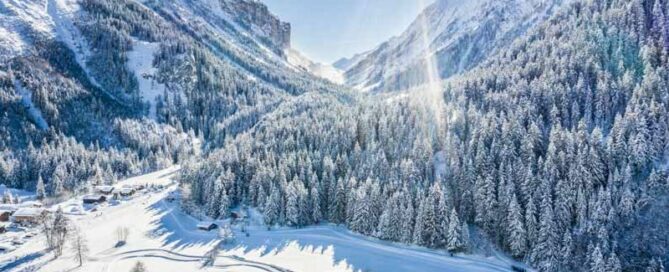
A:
[0,168,519,272]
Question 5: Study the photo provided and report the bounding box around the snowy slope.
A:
[0,0,52,60]
[333,51,371,71]
[342,0,571,92]
[0,168,520,272]
[286,48,344,84]
[126,40,166,119]
[13,79,48,130]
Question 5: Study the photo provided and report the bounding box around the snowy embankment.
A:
[126,41,166,119]
[0,167,518,272]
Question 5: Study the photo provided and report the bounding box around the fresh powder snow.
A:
[127,40,166,119]
[0,167,519,272]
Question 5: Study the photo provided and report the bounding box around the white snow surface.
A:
[13,79,48,130]
[0,167,521,272]
[0,0,52,60]
[0,0,83,59]
[286,48,344,84]
[127,40,167,119]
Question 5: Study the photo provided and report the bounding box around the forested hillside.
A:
[179,0,669,271]
[0,0,342,198]
[1,0,668,270]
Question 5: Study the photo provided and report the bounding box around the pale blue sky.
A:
[262,0,435,64]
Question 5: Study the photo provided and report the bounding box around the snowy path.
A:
[0,167,518,272]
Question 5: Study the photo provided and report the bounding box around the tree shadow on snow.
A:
[222,226,512,272]
[144,199,218,251]
[0,251,47,271]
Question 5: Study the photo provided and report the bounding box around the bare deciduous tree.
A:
[115,226,130,247]
[42,207,69,258]
[71,226,89,266]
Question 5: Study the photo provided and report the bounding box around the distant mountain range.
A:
[337,0,571,92]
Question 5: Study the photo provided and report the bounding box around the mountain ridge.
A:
[341,0,571,92]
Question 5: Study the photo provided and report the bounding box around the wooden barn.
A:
[0,205,17,222]
[197,222,218,231]
[11,208,46,225]
[119,187,135,197]
[0,210,12,222]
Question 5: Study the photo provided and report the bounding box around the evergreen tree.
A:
[507,194,526,257]
[310,187,322,224]
[36,174,46,200]
[263,185,280,227]
[589,245,607,272]
[446,208,464,252]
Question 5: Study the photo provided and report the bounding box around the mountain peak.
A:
[342,0,570,92]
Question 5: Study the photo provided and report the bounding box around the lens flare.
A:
[414,0,445,136]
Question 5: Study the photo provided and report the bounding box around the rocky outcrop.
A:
[221,0,291,49]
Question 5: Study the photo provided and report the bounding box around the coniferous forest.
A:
[1,0,668,271]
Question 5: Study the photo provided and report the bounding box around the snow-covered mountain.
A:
[0,0,344,194]
[286,48,344,84]
[0,0,340,140]
[340,0,570,92]
[2,0,669,271]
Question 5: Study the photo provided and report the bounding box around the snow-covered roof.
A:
[18,201,42,208]
[196,222,217,228]
[120,188,134,194]
[83,195,105,201]
[0,204,18,212]
[12,208,45,217]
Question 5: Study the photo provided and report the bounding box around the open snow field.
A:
[0,168,518,272]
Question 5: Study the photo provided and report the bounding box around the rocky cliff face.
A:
[221,0,291,50]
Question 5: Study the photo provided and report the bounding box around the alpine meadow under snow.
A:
[0,0,669,271]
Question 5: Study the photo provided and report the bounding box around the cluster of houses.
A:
[83,185,141,205]
[0,184,146,229]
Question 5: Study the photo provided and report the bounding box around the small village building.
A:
[11,208,46,225]
[119,187,134,197]
[95,185,115,195]
[0,210,12,222]
[0,205,17,222]
[230,210,247,221]
[83,195,107,204]
[197,222,218,231]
